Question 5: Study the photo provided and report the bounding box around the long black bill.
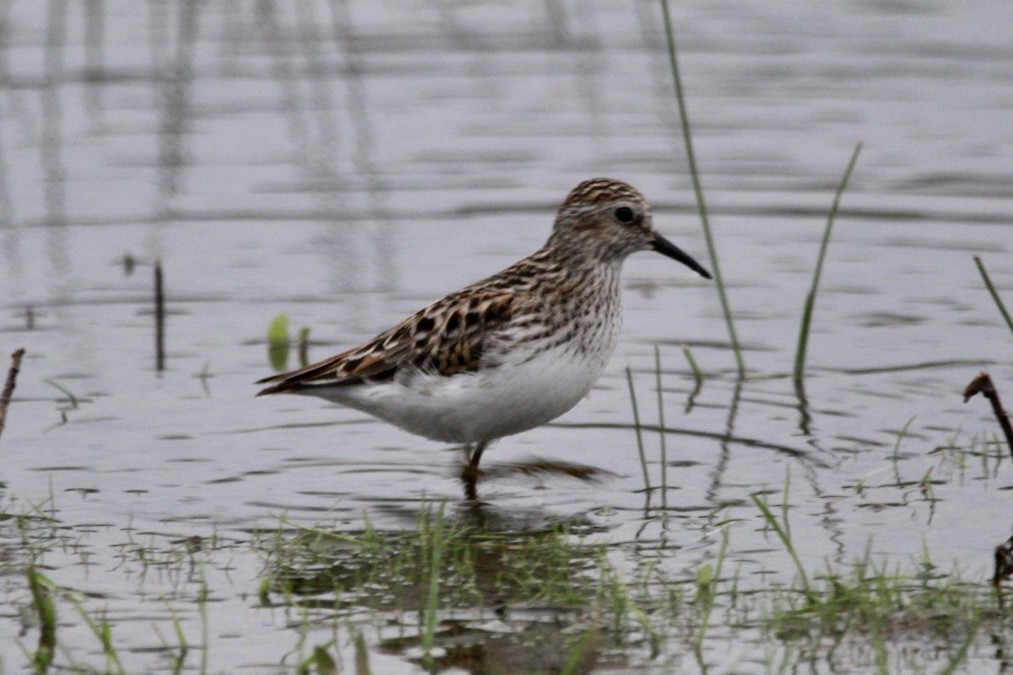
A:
[652,232,712,279]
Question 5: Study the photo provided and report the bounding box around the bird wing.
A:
[255,288,516,396]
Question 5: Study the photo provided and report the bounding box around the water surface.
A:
[1,1,1010,672]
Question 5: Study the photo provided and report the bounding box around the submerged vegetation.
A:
[267,314,313,372]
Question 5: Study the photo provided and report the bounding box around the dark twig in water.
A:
[155,260,165,372]
[0,348,26,444]
[963,372,1013,460]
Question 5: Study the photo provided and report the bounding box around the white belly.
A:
[313,346,610,444]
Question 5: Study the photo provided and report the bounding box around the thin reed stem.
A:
[28,567,57,672]
[692,526,729,653]
[681,345,703,386]
[751,470,816,603]
[155,260,165,372]
[793,143,862,387]
[973,256,1013,336]
[625,367,652,494]
[658,0,744,378]
[0,347,26,444]
[421,502,446,663]
[654,346,668,509]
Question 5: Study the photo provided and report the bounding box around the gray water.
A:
[1,1,1011,672]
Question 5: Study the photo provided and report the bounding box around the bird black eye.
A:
[614,206,635,223]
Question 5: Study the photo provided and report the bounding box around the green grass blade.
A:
[625,367,652,494]
[199,582,210,675]
[681,345,703,386]
[68,596,126,675]
[267,314,291,371]
[559,627,600,675]
[938,621,977,675]
[421,502,446,662]
[751,487,815,603]
[27,567,57,673]
[792,143,862,387]
[658,0,745,378]
[654,346,668,509]
[692,526,729,652]
[973,256,1013,336]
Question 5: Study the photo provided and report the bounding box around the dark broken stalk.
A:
[297,327,311,368]
[963,372,1013,460]
[155,260,165,372]
[995,535,1013,601]
[0,348,26,444]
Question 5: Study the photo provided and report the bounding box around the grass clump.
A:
[3,492,1008,668]
[255,507,631,671]
[765,555,1003,672]
[253,502,1013,673]
[256,508,605,617]
[6,493,1011,673]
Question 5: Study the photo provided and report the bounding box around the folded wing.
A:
[256,288,515,395]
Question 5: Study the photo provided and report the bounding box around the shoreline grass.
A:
[5,493,1009,674]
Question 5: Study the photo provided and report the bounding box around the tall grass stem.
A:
[692,526,729,652]
[654,346,668,509]
[751,472,815,602]
[792,143,862,387]
[658,0,744,377]
[69,597,126,675]
[155,260,165,372]
[0,347,25,444]
[682,345,703,386]
[421,502,446,661]
[973,256,1013,336]
[626,367,652,494]
[28,567,57,672]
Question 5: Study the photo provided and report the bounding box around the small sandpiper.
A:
[257,178,711,494]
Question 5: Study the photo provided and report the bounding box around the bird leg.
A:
[460,441,489,500]
[468,441,488,471]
